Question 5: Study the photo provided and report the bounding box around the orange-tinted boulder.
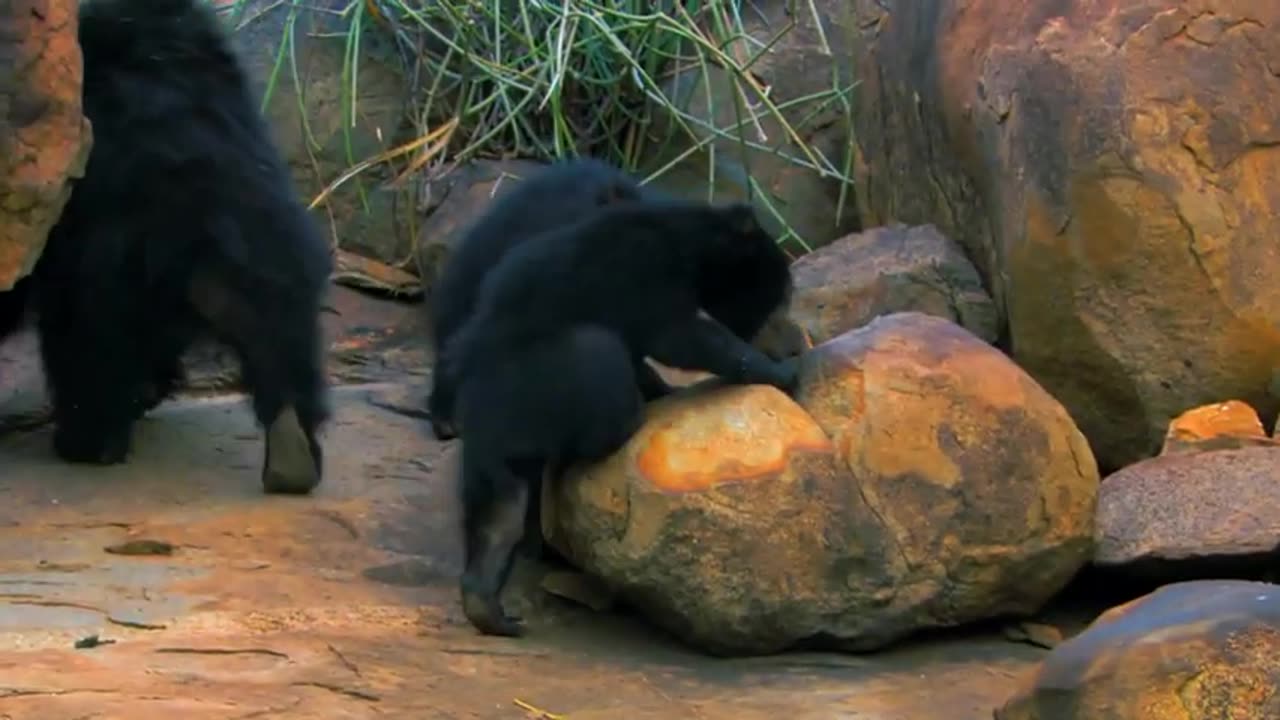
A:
[849,0,1280,472]
[796,313,1097,638]
[547,384,874,655]
[789,224,998,346]
[996,580,1280,720]
[1095,447,1280,572]
[0,0,92,290]
[1159,400,1278,455]
[549,312,1098,655]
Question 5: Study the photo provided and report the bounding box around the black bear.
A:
[445,198,799,636]
[455,323,644,636]
[425,158,673,441]
[7,0,333,494]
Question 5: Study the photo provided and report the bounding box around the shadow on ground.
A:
[0,286,1046,719]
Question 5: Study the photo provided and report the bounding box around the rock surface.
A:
[849,0,1280,471]
[996,580,1280,720]
[550,312,1097,655]
[789,224,998,346]
[413,157,548,298]
[0,0,92,291]
[1160,399,1278,455]
[1095,446,1280,571]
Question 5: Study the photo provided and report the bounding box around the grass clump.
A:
[215,0,857,252]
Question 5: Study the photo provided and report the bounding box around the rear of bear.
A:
[445,198,800,637]
[0,0,332,494]
[456,324,644,636]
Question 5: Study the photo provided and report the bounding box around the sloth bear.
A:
[445,198,798,636]
[2,0,333,494]
[455,324,644,636]
[425,158,673,442]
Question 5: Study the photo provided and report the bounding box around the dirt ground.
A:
[0,286,1050,719]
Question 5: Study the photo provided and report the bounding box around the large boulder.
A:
[1095,446,1280,575]
[996,580,1280,720]
[849,0,1280,471]
[548,312,1098,655]
[0,0,92,290]
[789,223,998,346]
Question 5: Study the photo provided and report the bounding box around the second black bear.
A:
[445,198,798,636]
[9,0,333,494]
[455,323,644,636]
[425,158,671,441]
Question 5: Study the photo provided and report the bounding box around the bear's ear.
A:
[722,202,762,235]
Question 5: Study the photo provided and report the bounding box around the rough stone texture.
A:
[849,0,1280,471]
[796,313,1098,644]
[548,383,871,656]
[789,223,998,346]
[1095,446,1280,570]
[549,312,1097,656]
[643,0,858,252]
[0,292,1043,719]
[412,157,547,302]
[0,0,92,291]
[1160,399,1279,455]
[228,0,414,266]
[996,580,1280,720]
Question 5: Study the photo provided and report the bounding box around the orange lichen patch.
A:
[1159,399,1275,455]
[634,385,832,493]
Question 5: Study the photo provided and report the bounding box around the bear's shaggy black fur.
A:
[455,323,643,636]
[11,0,333,493]
[425,158,672,441]
[444,198,798,636]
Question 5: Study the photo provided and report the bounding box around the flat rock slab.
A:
[0,292,1042,719]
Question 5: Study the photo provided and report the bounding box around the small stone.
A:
[1003,621,1065,649]
[1159,400,1277,456]
[104,539,175,556]
[540,570,615,612]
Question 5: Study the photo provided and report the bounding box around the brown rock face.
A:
[796,313,1097,640]
[550,312,1097,655]
[413,158,546,302]
[0,0,92,290]
[996,580,1280,720]
[1095,447,1280,571]
[849,0,1280,471]
[789,223,998,346]
[1159,399,1278,455]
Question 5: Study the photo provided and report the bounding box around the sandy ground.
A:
[0,286,1048,719]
